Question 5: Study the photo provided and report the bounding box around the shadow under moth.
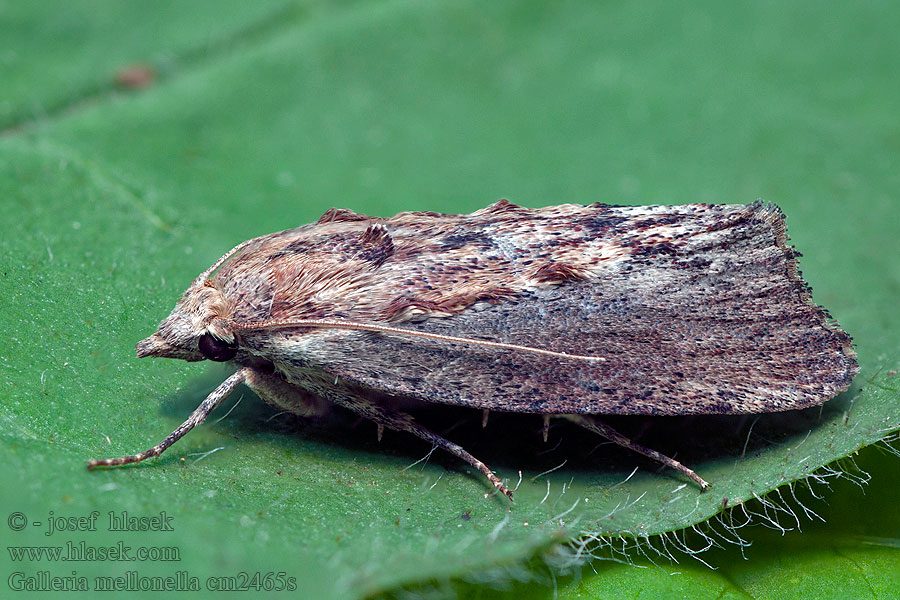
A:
[88,200,858,498]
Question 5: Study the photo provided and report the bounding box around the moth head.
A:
[136,279,238,363]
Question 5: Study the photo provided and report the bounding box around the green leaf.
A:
[2,2,898,599]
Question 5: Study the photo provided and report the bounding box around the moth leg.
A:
[325,390,513,499]
[87,367,249,469]
[564,415,711,490]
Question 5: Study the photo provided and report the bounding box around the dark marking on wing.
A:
[318,207,372,224]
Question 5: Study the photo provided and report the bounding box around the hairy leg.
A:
[563,414,710,490]
[88,365,508,498]
[309,381,512,499]
[87,368,249,469]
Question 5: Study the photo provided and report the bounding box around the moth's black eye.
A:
[198,332,238,362]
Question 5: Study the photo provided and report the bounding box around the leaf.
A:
[2,2,898,599]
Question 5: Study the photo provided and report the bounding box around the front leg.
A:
[87,366,327,469]
[88,368,251,469]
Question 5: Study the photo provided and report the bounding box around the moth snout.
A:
[136,333,203,361]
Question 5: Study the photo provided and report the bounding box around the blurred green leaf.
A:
[2,1,898,598]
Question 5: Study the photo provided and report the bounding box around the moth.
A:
[88,200,858,498]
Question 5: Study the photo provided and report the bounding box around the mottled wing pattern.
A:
[224,201,857,416]
[217,200,766,324]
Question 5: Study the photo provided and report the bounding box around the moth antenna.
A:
[190,238,256,289]
[232,318,606,362]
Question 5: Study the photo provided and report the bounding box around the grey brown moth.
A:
[88,200,858,498]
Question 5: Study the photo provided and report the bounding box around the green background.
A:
[2,2,898,598]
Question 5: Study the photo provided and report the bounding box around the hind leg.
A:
[564,414,710,490]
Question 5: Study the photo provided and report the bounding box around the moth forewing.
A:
[88,200,858,498]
